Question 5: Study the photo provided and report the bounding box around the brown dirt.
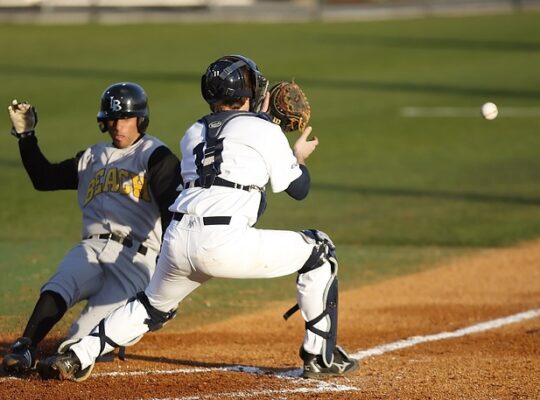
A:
[1,240,539,399]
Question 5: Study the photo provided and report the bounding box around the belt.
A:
[86,233,149,256]
[172,212,231,225]
[184,177,263,192]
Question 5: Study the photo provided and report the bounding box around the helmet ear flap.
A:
[97,118,108,133]
[137,116,149,133]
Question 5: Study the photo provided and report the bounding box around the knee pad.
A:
[136,291,177,332]
[299,229,338,275]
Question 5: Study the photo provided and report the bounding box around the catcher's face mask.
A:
[251,71,269,113]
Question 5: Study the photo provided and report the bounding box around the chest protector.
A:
[190,111,270,223]
[195,111,269,192]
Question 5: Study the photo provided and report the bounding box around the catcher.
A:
[38,56,358,382]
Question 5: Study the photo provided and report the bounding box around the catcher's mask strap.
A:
[219,60,248,80]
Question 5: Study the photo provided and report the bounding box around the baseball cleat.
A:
[2,337,36,375]
[38,351,82,381]
[37,339,93,382]
[300,345,358,379]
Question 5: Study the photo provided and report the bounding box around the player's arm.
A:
[9,99,78,190]
[147,146,183,232]
[285,127,318,200]
[285,165,310,200]
[18,136,79,190]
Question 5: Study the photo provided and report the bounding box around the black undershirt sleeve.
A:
[18,135,79,190]
[285,164,311,200]
[147,145,183,232]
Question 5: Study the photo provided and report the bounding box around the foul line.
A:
[400,106,540,118]
[351,308,540,359]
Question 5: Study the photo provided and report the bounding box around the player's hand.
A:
[293,126,319,165]
[260,92,270,113]
[8,99,37,136]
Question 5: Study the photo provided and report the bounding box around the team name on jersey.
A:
[84,167,150,205]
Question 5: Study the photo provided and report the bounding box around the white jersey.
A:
[77,134,166,250]
[170,114,302,226]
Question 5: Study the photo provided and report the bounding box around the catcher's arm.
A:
[266,80,318,164]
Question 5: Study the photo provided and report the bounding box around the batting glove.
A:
[8,99,38,138]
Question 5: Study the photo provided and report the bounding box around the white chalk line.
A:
[131,308,540,399]
[1,308,539,399]
[351,308,540,360]
[400,106,540,118]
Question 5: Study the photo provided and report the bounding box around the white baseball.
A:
[481,102,498,120]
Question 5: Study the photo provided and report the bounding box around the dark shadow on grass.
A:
[1,64,539,99]
[323,34,540,53]
[375,36,540,53]
[313,182,540,206]
[0,64,199,84]
[298,77,540,100]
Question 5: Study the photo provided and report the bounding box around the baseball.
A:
[481,102,498,120]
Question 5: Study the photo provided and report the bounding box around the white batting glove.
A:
[8,99,38,137]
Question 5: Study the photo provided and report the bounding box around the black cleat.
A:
[2,337,36,375]
[38,351,82,381]
[37,338,94,382]
[300,345,358,379]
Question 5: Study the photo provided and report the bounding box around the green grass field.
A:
[1,12,540,333]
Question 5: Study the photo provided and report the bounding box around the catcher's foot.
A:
[2,337,36,375]
[38,339,93,382]
[38,351,82,381]
[300,345,358,379]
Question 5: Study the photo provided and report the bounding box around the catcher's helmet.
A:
[97,82,149,133]
[201,55,269,112]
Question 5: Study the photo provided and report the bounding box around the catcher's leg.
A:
[38,236,210,382]
[38,291,177,381]
[295,229,358,379]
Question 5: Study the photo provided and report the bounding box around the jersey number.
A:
[193,139,225,188]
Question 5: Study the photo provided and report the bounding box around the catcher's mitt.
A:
[268,81,311,133]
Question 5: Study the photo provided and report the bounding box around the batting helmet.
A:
[201,55,269,113]
[97,82,149,133]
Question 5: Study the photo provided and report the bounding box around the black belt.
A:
[86,233,148,256]
[172,213,231,226]
[184,177,263,192]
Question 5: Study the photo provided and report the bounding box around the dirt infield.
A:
[1,240,539,399]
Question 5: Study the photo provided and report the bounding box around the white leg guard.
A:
[297,263,332,355]
[296,229,339,367]
[70,292,171,370]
